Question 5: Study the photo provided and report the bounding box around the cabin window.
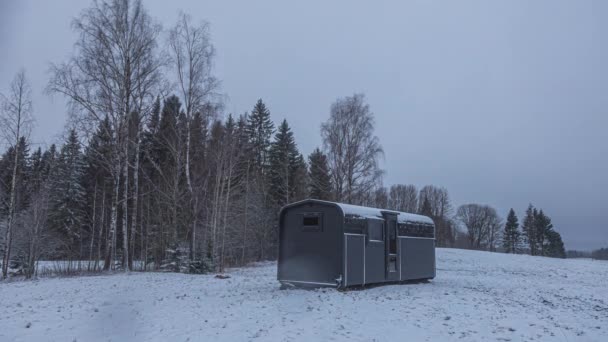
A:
[303,216,318,226]
[367,219,383,241]
[301,213,322,232]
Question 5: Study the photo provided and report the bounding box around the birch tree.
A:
[388,184,418,213]
[1,70,34,279]
[321,93,383,204]
[48,0,162,271]
[168,12,219,259]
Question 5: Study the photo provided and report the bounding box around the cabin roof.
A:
[283,199,434,225]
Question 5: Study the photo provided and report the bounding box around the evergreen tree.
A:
[291,152,308,202]
[535,209,554,256]
[0,138,30,218]
[522,204,537,255]
[308,148,332,200]
[268,119,303,206]
[246,99,275,173]
[502,208,521,253]
[158,95,182,171]
[50,129,87,257]
[545,230,566,258]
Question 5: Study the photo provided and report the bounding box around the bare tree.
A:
[388,184,418,213]
[1,70,34,279]
[418,185,455,246]
[456,203,501,250]
[419,185,452,218]
[48,0,163,271]
[372,186,389,208]
[20,186,52,278]
[321,94,384,204]
[168,12,219,259]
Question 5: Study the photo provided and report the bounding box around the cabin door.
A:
[384,214,399,281]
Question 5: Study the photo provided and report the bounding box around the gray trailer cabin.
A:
[278,199,435,288]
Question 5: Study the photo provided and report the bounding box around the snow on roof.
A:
[285,199,434,225]
[336,202,434,225]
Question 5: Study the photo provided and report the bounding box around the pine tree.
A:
[308,148,332,200]
[502,208,520,253]
[50,129,87,258]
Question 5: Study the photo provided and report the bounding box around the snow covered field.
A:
[1,248,607,342]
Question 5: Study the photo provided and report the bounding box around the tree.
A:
[50,129,87,261]
[522,204,537,255]
[535,209,554,256]
[372,187,389,208]
[388,184,418,213]
[307,148,332,200]
[246,99,275,173]
[1,70,34,279]
[268,119,306,207]
[419,197,432,217]
[83,118,114,270]
[502,208,521,253]
[21,146,57,278]
[321,93,383,204]
[456,204,501,250]
[168,12,220,260]
[48,0,163,271]
[591,248,608,260]
[544,230,566,258]
[418,185,454,247]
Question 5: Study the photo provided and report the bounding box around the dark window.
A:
[303,216,319,226]
[301,213,322,232]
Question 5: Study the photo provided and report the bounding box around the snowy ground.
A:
[1,249,607,342]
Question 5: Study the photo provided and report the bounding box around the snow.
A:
[336,202,433,225]
[1,248,607,341]
[284,199,434,224]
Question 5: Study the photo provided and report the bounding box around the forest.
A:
[0,0,571,280]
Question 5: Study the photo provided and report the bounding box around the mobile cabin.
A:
[278,199,435,288]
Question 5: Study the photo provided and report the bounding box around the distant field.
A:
[1,248,607,341]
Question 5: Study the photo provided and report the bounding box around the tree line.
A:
[1,0,568,279]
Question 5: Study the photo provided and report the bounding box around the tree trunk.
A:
[88,182,98,271]
[129,128,140,270]
[1,130,20,279]
[104,160,121,271]
[122,140,130,271]
[96,185,106,271]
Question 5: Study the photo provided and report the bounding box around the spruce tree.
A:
[246,99,275,173]
[545,230,566,258]
[291,152,308,202]
[502,208,520,253]
[269,119,303,206]
[536,209,554,256]
[50,129,87,257]
[308,148,332,200]
[522,204,537,255]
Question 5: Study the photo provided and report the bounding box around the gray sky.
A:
[1,0,607,250]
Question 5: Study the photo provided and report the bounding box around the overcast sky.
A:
[1,0,607,250]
